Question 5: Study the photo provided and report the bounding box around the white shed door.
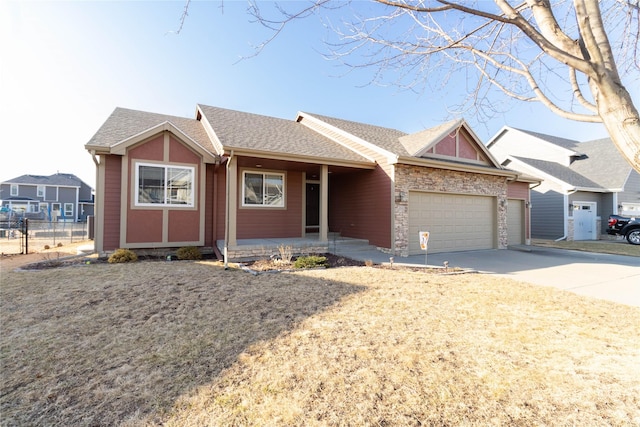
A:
[507,199,524,246]
[408,192,495,254]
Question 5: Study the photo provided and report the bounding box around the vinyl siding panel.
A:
[531,188,564,239]
[103,155,122,251]
[328,165,392,248]
[214,166,226,241]
[236,170,303,239]
[619,170,640,204]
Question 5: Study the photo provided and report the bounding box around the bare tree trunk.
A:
[594,75,640,173]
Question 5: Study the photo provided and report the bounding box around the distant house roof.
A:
[494,127,633,191]
[3,173,87,188]
[512,156,603,189]
[510,128,582,152]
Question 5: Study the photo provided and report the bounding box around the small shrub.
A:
[176,246,202,260]
[278,245,293,263]
[56,243,63,247]
[43,245,50,250]
[294,255,328,269]
[108,248,138,264]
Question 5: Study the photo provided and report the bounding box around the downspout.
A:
[555,189,578,241]
[527,181,541,246]
[224,151,234,269]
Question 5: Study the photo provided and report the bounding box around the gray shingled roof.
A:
[569,138,632,189]
[303,113,410,156]
[86,107,214,152]
[513,156,602,188]
[3,173,85,187]
[197,105,371,163]
[511,130,632,189]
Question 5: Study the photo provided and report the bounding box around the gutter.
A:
[90,150,100,167]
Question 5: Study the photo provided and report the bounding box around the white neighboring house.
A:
[487,127,640,241]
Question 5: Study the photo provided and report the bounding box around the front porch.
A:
[216,233,376,262]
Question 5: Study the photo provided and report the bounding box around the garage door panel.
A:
[408,192,495,254]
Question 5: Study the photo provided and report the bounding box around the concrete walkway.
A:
[333,244,640,308]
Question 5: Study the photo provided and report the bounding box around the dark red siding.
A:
[103,155,122,251]
[329,166,391,248]
[127,210,163,243]
[129,135,163,161]
[169,136,199,163]
[508,181,531,239]
[214,166,227,240]
[507,181,530,200]
[236,170,303,238]
[434,134,456,156]
[204,164,216,247]
[168,210,200,242]
[458,133,477,160]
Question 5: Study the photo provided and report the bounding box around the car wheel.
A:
[626,230,640,245]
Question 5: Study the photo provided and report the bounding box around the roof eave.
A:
[90,121,218,164]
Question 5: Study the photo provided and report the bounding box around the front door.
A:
[305,182,320,233]
[573,202,596,240]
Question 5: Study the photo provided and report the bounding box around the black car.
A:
[607,214,640,245]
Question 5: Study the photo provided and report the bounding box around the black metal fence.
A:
[0,219,90,255]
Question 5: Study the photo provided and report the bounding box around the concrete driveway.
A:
[424,247,640,308]
[336,243,640,308]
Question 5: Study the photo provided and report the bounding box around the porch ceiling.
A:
[236,156,374,177]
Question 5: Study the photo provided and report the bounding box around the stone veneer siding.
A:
[393,164,509,257]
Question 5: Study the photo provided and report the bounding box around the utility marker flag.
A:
[419,231,430,250]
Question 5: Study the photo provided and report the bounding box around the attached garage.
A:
[507,199,524,245]
[408,191,496,254]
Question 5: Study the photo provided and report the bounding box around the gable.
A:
[421,129,492,164]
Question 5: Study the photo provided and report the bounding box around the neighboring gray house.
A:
[0,173,94,222]
[487,127,640,241]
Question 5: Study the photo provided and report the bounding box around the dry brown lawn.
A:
[1,261,639,426]
[533,238,640,257]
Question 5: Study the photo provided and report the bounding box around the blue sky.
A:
[1,0,627,188]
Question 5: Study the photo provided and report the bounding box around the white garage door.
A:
[408,192,496,254]
[507,199,524,246]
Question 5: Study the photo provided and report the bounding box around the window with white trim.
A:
[135,163,194,207]
[242,171,285,207]
[10,184,18,196]
[64,203,73,217]
[37,185,45,197]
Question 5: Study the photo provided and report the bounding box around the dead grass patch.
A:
[533,239,640,257]
[1,263,639,426]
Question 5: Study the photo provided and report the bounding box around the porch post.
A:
[226,154,238,247]
[319,164,328,242]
